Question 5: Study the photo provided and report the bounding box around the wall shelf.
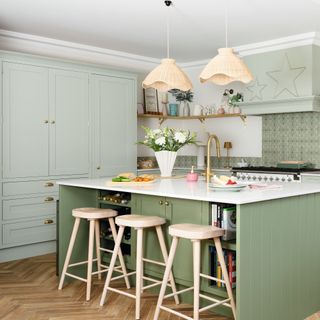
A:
[138,113,247,125]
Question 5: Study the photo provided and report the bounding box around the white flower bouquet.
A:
[138,126,197,152]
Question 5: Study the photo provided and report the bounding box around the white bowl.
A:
[237,162,248,167]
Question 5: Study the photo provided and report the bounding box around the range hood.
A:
[238,44,320,115]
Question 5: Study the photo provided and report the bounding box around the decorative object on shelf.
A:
[137,102,145,115]
[193,104,203,116]
[199,3,253,85]
[223,89,243,113]
[224,141,232,168]
[169,103,178,116]
[142,1,192,92]
[138,126,197,177]
[143,88,159,114]
[169,89,194,116]
[159,92,168,115]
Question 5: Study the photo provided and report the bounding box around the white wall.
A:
[137,65,262,158]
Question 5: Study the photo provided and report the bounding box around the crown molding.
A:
[181,32,320,69]
[0,29,160,72]
[0,29,319,72]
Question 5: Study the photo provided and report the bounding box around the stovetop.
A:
[232,166,320,173]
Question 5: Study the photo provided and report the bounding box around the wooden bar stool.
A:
[58,207,130,301]
[154,223,237,320]
[100,214,179,320]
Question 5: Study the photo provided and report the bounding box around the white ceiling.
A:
[0,0,319,62]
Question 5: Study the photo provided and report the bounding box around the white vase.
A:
[155,151,177,177]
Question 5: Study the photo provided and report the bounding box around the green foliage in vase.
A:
[169,89,194,102]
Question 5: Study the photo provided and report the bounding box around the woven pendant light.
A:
[142,1,192,92]
[199,4,253,85]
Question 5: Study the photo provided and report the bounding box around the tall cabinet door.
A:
[92,74,136,177]
[3,62,49,178]
[49,69,89,175]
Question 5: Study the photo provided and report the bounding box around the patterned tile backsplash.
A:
[138,112,320,169]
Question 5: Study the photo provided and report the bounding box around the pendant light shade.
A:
[199,48,253,85]
[142,58,192,92]
[142,1,192,92]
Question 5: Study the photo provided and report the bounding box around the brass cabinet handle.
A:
[165,201,169,206]
[44,219,54,224]
[97,166,101,170]
[44,182,54,187]
[159,200,164,205]
[44,197,54,202]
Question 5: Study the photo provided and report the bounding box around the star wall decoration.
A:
[266,53,306,98]
[246,77,267,101]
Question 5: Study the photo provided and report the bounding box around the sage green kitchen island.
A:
[57,178,320,320]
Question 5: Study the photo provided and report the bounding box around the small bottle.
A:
[187,165,198,182]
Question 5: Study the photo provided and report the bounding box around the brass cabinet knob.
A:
[44,219,54,224]
[44,182,54,187]
[159,200,164,205]
[44,197,54,202]
[44,120,49,124]
[51,120,55,124]
[165,201,169,206]
[97,166,101,170]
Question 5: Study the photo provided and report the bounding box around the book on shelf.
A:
[209,246,236,289]
[211,202,236,241]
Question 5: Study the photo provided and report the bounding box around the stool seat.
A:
[116,214,166,228]
[72,208,117,220]
[169,224,224,240]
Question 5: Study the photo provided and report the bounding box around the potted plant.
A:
[138,126,197,177]
[169,89,194,116]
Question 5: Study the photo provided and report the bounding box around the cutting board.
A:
[106,179,156,186]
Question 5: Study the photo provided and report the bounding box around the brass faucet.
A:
[206,134,221,182]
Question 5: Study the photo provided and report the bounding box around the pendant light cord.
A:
[165,1,171,58]
[225,3,228,48]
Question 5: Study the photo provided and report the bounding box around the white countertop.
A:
[57,177,320,205]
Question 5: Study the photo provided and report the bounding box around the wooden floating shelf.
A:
[138,113,247,125]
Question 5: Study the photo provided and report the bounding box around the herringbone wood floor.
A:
[0,254,230,320]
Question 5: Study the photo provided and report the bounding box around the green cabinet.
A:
[3,62,49,178]
[2,62,90,178]
[133,194,207,284]
[49,69,89,176]
[92,74,136,177]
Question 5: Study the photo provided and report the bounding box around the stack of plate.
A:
[209,183,247,192]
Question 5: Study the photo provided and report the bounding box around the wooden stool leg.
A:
[58,217,81,290]
[155,226,180,305]
[108,218,130,289]
[153,236,179,320]
[95,220,102,280]
[192,240,201,320]
[135,228,144,320]
[100,226,125,306]
[86,219,95,301]
[214,237,237,319]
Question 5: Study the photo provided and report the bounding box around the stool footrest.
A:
[68,258,98,268]
[200,272,226,284]
[100,247,114,254]
[65,272,87,283]
[160,305,193,320]
[199,294,231,312]
[164,286,194,299]
[106,286,136,299]
[142,257,165,267]
[111,271,136,281]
